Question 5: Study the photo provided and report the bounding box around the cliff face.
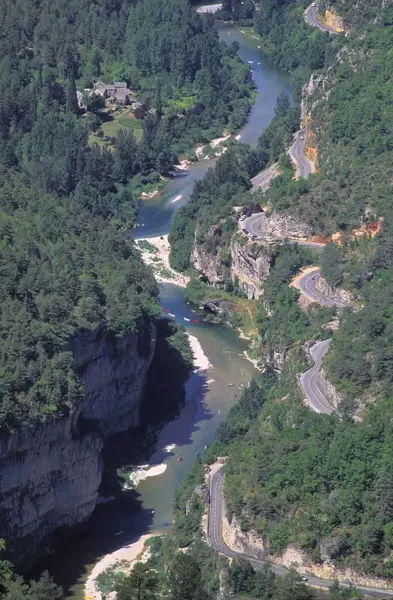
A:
[191,242,229,286]
[0,327,156,566]
[74,328,156,437]
[192,213,311,300]
[301,71,332,125]
[192,237,273,300]
[318,367,343,409]
[230,239,273,299]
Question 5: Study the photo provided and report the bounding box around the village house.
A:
[93,81,134,106]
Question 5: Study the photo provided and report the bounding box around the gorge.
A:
[2,0,393,597]
[15,23,292,598]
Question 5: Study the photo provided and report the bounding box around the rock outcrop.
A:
[301,71,333,125]
[315,275,355,307]
[318,367,343,409]
[254,212,312,241]
[192,212,311,299]
[221,509,269,561]
[271,542,393,589]
[0,327,156,567]
[230,239,273,299]
[191,242,229,286]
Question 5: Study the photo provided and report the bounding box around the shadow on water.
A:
[35,317,214,597]
[33,488,153,598]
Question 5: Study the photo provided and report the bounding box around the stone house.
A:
[93,81,134,106]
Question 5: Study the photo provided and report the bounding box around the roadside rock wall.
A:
[0,327,156,567]
[301,72,332,125]
[230,239,273,299]
[271,543,393,589]
[315,275,354,307]
[255,212,312,240]
[318,367,343,409]
[221,507,269,561]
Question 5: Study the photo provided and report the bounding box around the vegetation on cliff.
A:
[322,221,393,403]
[255,0,335,71]
[265,6,393,235]
[204,365,393,578]
[322,0,390,27]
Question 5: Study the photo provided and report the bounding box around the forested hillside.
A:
[268,14,393,234]
[255,0,334,71]
[0,0,254,430]
[167,0,393,584]
[253,2,393,401]
[208,373,393,578]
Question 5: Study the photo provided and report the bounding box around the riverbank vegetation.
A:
[93,441,376,599]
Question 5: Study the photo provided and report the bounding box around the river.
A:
[41,24,290,599]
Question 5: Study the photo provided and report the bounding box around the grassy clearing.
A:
[89,107,143,149]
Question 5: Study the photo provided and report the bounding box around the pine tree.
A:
[66,76,79,115]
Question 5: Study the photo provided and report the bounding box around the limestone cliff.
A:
[318,367,343,409]
[301,71,333,126]
[230,239,273,299]
[191,241,229,286]
[0,327,156,567]
[251,212,312,241]
[192,236,273,300]
[191,213,311,299]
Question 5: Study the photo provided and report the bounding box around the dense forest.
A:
[0,0,254,429]
[0,545,65,600]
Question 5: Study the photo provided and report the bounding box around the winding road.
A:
[240,213,323,249]
[299,339,334,414]
[305,4,340,34]
[207,6,364,590]
[208,468,393,598]
[242,130,314,242]
[298,268,345,308]
[296,267,346,414]
[289,129,313,179]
